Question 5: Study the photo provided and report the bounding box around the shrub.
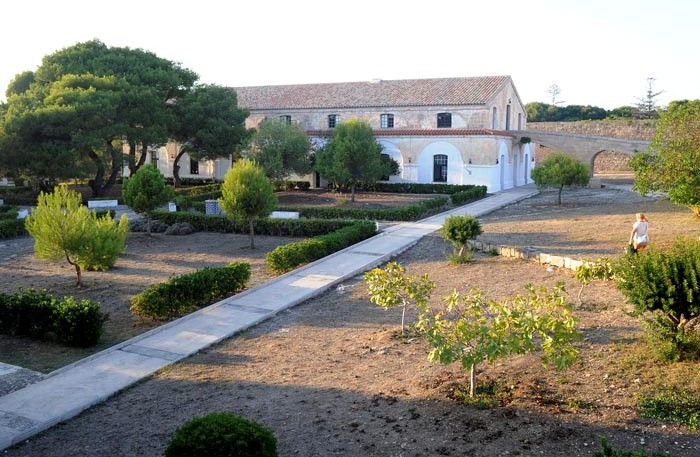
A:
[266,221,376,273]
[0,218,27,239]
[638,390,700,430]
[130,262,251,320]
[152,211,361,237]
[356,182,485,194]
[0,289,107,347]
[450,186,487,205]
[442,215,483,262]
[165,412,278,457]
[52,296,108,347]
[129,219,169,233]
[277,196,449,221]
[122,164,174,233]
[614,239,700,360]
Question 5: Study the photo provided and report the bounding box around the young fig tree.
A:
[423,283,581,397]
[364,261,435,336]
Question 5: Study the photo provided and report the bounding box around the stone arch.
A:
[592,149,633,177]
[417,141,464,184]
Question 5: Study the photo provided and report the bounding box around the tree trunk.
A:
[249,219,255,249]
[127,140,137,176]
[66,254,82,287]
[557,185,564,205]
[173,147,186,187]
[101,143,122,197]
[87,149,106,198]
[469,364,476,398]
[136,140,148,170]
[351,182,356,202]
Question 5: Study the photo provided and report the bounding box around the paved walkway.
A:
[0,185,538,450]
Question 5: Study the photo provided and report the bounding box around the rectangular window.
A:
[505,105,511,130]
[380,113,394,129]
[190,158,199,175]
[280,115,291,125]
[150,150,158,168]
[492,107,498,129]
[517,113,522,130]
[437,112,452,128]
[328,114,340,128]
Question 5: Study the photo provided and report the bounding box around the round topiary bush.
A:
[164,412,278,457]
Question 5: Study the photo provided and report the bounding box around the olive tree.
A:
[531,152,590,204]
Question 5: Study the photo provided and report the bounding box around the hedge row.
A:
[0,289,107,347]
[355,182,485,194]
[130,262,251,320]
[173,183,222,196]
[277,197,449,221]
[450,186,488,205]
[173,191,223,210]
[0,218,27,239]
[266,221,376,273]
[152,211,361,237]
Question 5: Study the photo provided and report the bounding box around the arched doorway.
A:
[417,141,464,184]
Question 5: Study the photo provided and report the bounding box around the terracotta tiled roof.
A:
[235,76,511,110]
[306,129,516,137]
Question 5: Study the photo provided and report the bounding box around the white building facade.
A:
[235,76,534,192]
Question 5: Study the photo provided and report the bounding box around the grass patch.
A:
[638,390,700,430]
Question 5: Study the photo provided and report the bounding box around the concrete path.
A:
[0,185,538,450]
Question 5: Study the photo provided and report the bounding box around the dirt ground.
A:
[4,185,700,456]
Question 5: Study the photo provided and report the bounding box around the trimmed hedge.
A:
[152,211,361,237]
[0,218,27,239]
[130,262,251,320]
[450,186,488,205]
[0,289,107,347]
[356,182,485,194]
[266,220,376,273]
[277,196,449,221]
[165,412,278,457]
[174,183,222,196]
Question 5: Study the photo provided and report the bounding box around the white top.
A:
[633,221,648,236]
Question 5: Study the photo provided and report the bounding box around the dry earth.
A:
[3,184,700,456]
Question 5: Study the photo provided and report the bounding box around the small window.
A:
[280,115,291,125]
[380,113,394,129]
[433,154,448,182]
[190,158,199,175]
[517,113,522,130]
[328,114,340,128]
[437,113,452,128]
[505,105,511,130]
[492,107,498,129]
[150,150,158,168]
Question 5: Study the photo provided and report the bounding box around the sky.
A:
[1,0,698,110]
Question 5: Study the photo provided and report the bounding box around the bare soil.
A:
[4,185,700,456]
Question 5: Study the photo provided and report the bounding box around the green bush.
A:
[165,412,277,457]
[152,211,361,237]
[0,218,27,239]
[130,262,251,320]
[173,183,222,196]
[450,186,487,205]
[0,289,107,347]
[52,296,108,347]
[639,390,700,430]
[355,182,484,194]
[442,215,483,261]
[614,239,700,360]
[277,196,449,221]
[266,221,376,273]
[593,437,673,456]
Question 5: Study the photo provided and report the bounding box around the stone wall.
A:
[528,120,654,173]
[527,120,656,141]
